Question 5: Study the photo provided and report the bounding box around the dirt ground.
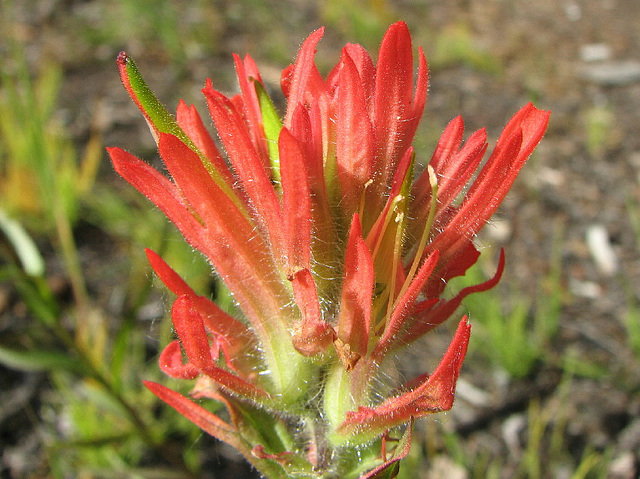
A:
[1,0,640,477]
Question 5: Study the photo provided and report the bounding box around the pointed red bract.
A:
[429,104,550,264]
[372,23,427,196]
[284,27,326,128]
[145,248,193,297]
[280,127,313,274]
[144,380,239,445]
[410,118,488,233]
[342,43,375,116]
[108,146,206,251]
[336,214,374,368]
[433,127,489,215]
[339,318,471,436]
[336,50,374,215]
[233,54,270,169]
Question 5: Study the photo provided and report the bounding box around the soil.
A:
[1,0,639,478]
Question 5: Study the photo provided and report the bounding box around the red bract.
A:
[109,21,549,478]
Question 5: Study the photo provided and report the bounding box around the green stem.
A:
[52,201,92,346]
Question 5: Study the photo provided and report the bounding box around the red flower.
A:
[108,21,549,477]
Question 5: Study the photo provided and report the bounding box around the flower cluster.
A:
[108,22,549,478]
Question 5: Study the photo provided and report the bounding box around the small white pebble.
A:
[564,2,582,21]
[586,224,618,276]
[608,452,636,479]
[569,278,602,298]
[580,43,612,63]
[455,377,491,407]
[502,414,526,458]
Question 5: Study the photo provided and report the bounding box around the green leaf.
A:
[0,345,86,374]
[254,80,283,184]
[0,208,45,276]
[119,54,186,141]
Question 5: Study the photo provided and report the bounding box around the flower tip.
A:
[144,247,160,264]
[523,101,552,124]
[106,146,131,171]
[142,379,159,393]
[390,20,409,30]
[117,51,129,65]
[446,316,472,364]
[459,314,472,336]
[383,21,411,41]
[299,26,325,51]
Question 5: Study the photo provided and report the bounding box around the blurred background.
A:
[1,0,639,477]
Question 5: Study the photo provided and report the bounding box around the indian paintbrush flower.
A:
[108,22,550,478]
